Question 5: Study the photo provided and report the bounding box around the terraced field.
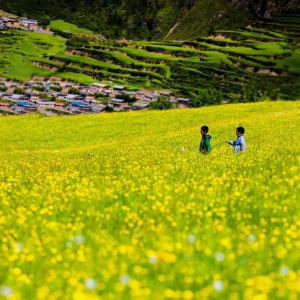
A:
[1,13,300,99]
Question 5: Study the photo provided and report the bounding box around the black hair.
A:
[201,126,209,133]
[237,127,245,134]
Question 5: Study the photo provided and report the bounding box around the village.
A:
[0,76,190,116]
[0,11,53,34]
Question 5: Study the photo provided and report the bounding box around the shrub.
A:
[33,86,46,92]
[0,86,8,92]
[50,86,63,92]
[13,88,25,95]
[149,96,173,110]
[68,88,80,95]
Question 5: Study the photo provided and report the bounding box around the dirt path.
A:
[163,22,180,41]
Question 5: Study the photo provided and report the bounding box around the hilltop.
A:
[0,0,300,39]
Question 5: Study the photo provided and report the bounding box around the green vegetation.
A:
[1,11,300,101]
[149,96,173,110]
[49,20,93,34]
[0,101,299,298]
[1,0,299,39]
[0,86,8,92]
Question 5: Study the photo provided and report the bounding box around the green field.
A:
[0,101,299,299]
[49,20,93,34]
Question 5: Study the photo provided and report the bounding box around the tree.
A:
[241,85,259,103]
[0,86,8,92]
[115,93,137,104]
[50,86,63,92]
[68,88,80,95]
[190,88,222,107]
[39,16,51,27]
[33,86,46,92]
[13,88,25,95]
[149,96,173,110]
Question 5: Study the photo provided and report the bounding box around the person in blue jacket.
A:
[226,127,246,152]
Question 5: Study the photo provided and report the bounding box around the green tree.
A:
[68,88,80,95]
[0,86,8,92]
[190,88,222,107]
[13,88,25,95]
[149,96,173,110]
[39,16,51,27]
[50,86,63,92]
[33,86,46,92]
[241,85,259,103]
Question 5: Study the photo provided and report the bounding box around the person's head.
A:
[201,125,209,136]
[236,127,245,135]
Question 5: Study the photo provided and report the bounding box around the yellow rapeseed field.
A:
[0,101,299,300]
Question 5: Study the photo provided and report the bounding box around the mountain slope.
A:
[1,0,300,39]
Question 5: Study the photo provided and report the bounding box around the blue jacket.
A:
[229,134,246,152]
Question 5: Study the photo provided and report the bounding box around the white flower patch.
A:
[85,278,97,290]
[215,252,225,261]
[120,274,130,285]
[248,234,256,243]
[280,266,290,276]
[213,280,224,292]
[149,255,157,264]
[1,286,13,297]
[187,234,196,243]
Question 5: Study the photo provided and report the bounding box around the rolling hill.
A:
[0,0,300,39]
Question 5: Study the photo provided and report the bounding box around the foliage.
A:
[38,93,51,100]
[149,96,173,110]
[241,85,260,103]
[68,88,80,95]
[0,102,299,298]
[190,88,223,107]
[0,86,8,92]
[0,0,297,39]
[1,13,300,100]
[32,86,46,92]
[105,105,114,112]
[39,16,51,27]
[50,86,63,92]
[115,93,137,104]
[13,88,25,95]
[0,86,7,92]
[66,36,90,48]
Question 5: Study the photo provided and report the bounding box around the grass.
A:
[0,101,299,299]
[49,20,93,34]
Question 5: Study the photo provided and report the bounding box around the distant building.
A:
[176,97,190,108]
[113,85,126,92]
[132,102,149,110]
[21,18,38,30]
[2,17,20,28]
[91,83,109,89]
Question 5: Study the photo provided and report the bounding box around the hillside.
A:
[0,101,299,299]
[0,0,300,39]
[1,12,300,101]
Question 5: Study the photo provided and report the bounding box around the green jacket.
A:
[199,134,212,153]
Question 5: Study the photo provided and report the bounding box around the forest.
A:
[1,0,299,39]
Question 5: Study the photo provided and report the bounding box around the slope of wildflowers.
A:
[0,101,300,300]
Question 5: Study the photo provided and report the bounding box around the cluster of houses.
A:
[0,77,190,116]
[0,11,39,31]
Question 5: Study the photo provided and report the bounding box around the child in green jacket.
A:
[199,125,212,153]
